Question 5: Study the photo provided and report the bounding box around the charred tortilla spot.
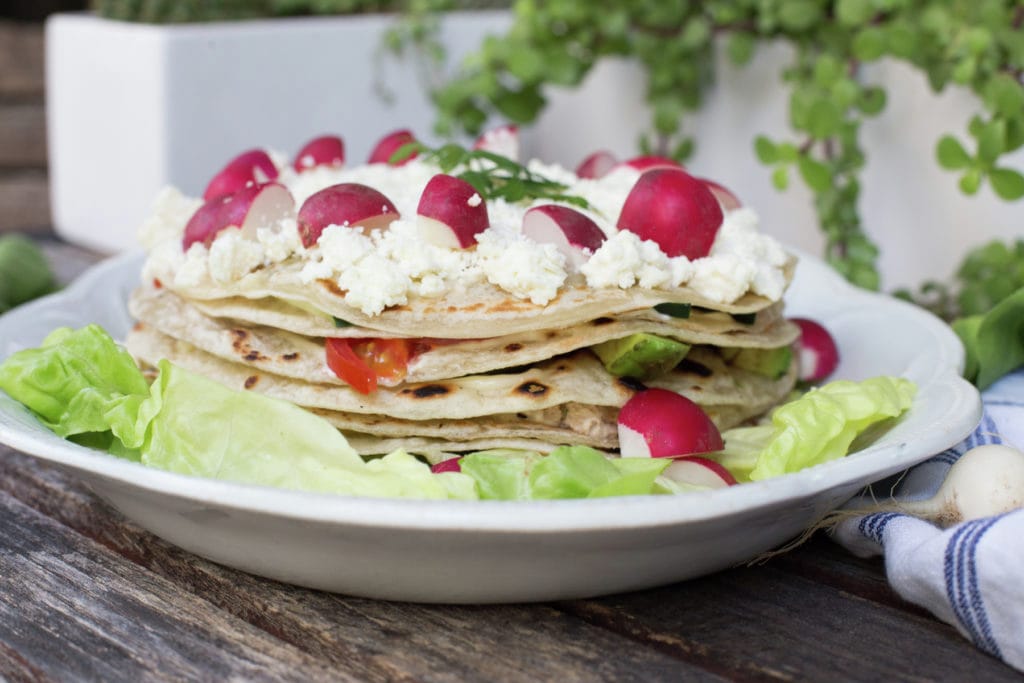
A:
[591,317,614,325]
[244,375,259,389]
[281,352,300,361]
[504,343,523,353]
[407,384,449,398]
[516,381,548,396]
[516,412,528,419]
[677,359,713,377]
[243,351,268,362]
[545,330,558,339]
[132,322,145,332]
[617,376,647,392]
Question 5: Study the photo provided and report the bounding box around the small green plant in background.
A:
[425,0,1024,293]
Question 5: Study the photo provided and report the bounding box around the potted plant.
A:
[45,0,511,252]
[424,1,1024,295]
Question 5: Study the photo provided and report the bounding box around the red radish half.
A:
[203,149,279,201]
[297,183,399,247]
[431,457,463,474]
[698,177,742,211]
[575,150,619,179]
[617,388,724,458]
[473,124,519,160]
[521,204,606,268]
[791,317,840,382]
[617,168,724,259]
[293,135,345,172]
[183,182,294,250]
[663,456,737,488]
[623,155,683,172]
[368,129,418,165]
[416,174,489,249]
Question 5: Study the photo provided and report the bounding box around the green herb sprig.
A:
[392,141,592,209]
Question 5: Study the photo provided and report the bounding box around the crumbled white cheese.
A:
[476,231,567,305]
[581,230,692,290]
[207,230,264,284]
[689,253,757,303]
[142,150,792,310]
[138,187,202,249]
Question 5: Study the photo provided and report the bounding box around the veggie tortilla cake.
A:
[127,130,801,459]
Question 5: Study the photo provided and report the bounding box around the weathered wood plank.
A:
[0,450,724,682]
[0,103,46,167]
[0,171,50,232]
[0,21,44,98]
[0,483,352,682]
[560,564,1021,681]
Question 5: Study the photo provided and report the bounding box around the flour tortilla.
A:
[130,285,800,388]
[147,254,797,339]
[127,326,798,422]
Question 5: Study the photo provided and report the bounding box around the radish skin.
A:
[899,444,1024,527]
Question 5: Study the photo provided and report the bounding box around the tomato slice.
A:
[325,338,377,394]
[352,338,411,384]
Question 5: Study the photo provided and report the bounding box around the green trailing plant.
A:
[424,0,1024,292]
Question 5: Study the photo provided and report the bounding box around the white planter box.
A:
[46,11,511,253]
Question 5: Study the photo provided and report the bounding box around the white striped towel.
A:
[832,368,1024,672]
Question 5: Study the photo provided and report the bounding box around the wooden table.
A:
[0,237,1020,682]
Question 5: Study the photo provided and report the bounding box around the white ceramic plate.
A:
[0,250,981,603]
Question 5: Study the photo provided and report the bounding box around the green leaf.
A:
[852,27,886,61]
[836,0,873,26]
[976,120,1005,164]
[754,135,779,163]
[960,168,982,195]
[727,32,756,65]
[936,135,971,170]
[797,155,832,192]
[857,86,886,116]
[778,0,822,31]
[813,55,843,87]
[492,87,546,123]
[772,166,790,190]
[989,168,1024,200]
[953,288,1024,389]
[807,98,842,138]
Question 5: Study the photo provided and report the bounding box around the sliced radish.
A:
[663,456,737,488]
[473,124,519,161]
[698,177,742,211]
[623,155,683,172]
[791,317,839,382]
[416,174,489,249]
[297,183,399,247]
[575,150,619,179]
[431,457,463,474]
[293,134,345,172]
[183,182,294,250]
[617,388,724,458]
[203,149,278,201]
[521,204,606,269]
[368,129,418,165]
[616,168,723,259]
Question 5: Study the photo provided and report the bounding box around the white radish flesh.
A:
[900,444,1024,526]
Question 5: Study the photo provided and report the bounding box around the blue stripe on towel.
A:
[858,512,904,545]
[945,516,1003,659]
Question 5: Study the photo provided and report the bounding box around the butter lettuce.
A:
[714,376,916,482]
[459,446,671,500]
[0,325,475,500]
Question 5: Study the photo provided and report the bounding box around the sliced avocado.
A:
[731,312,757,325]
[730,346,793,379]
[592,333,691,380]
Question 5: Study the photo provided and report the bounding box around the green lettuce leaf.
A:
[0,326,477,500]
[459,445,670,500]
[733,376,916,481]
